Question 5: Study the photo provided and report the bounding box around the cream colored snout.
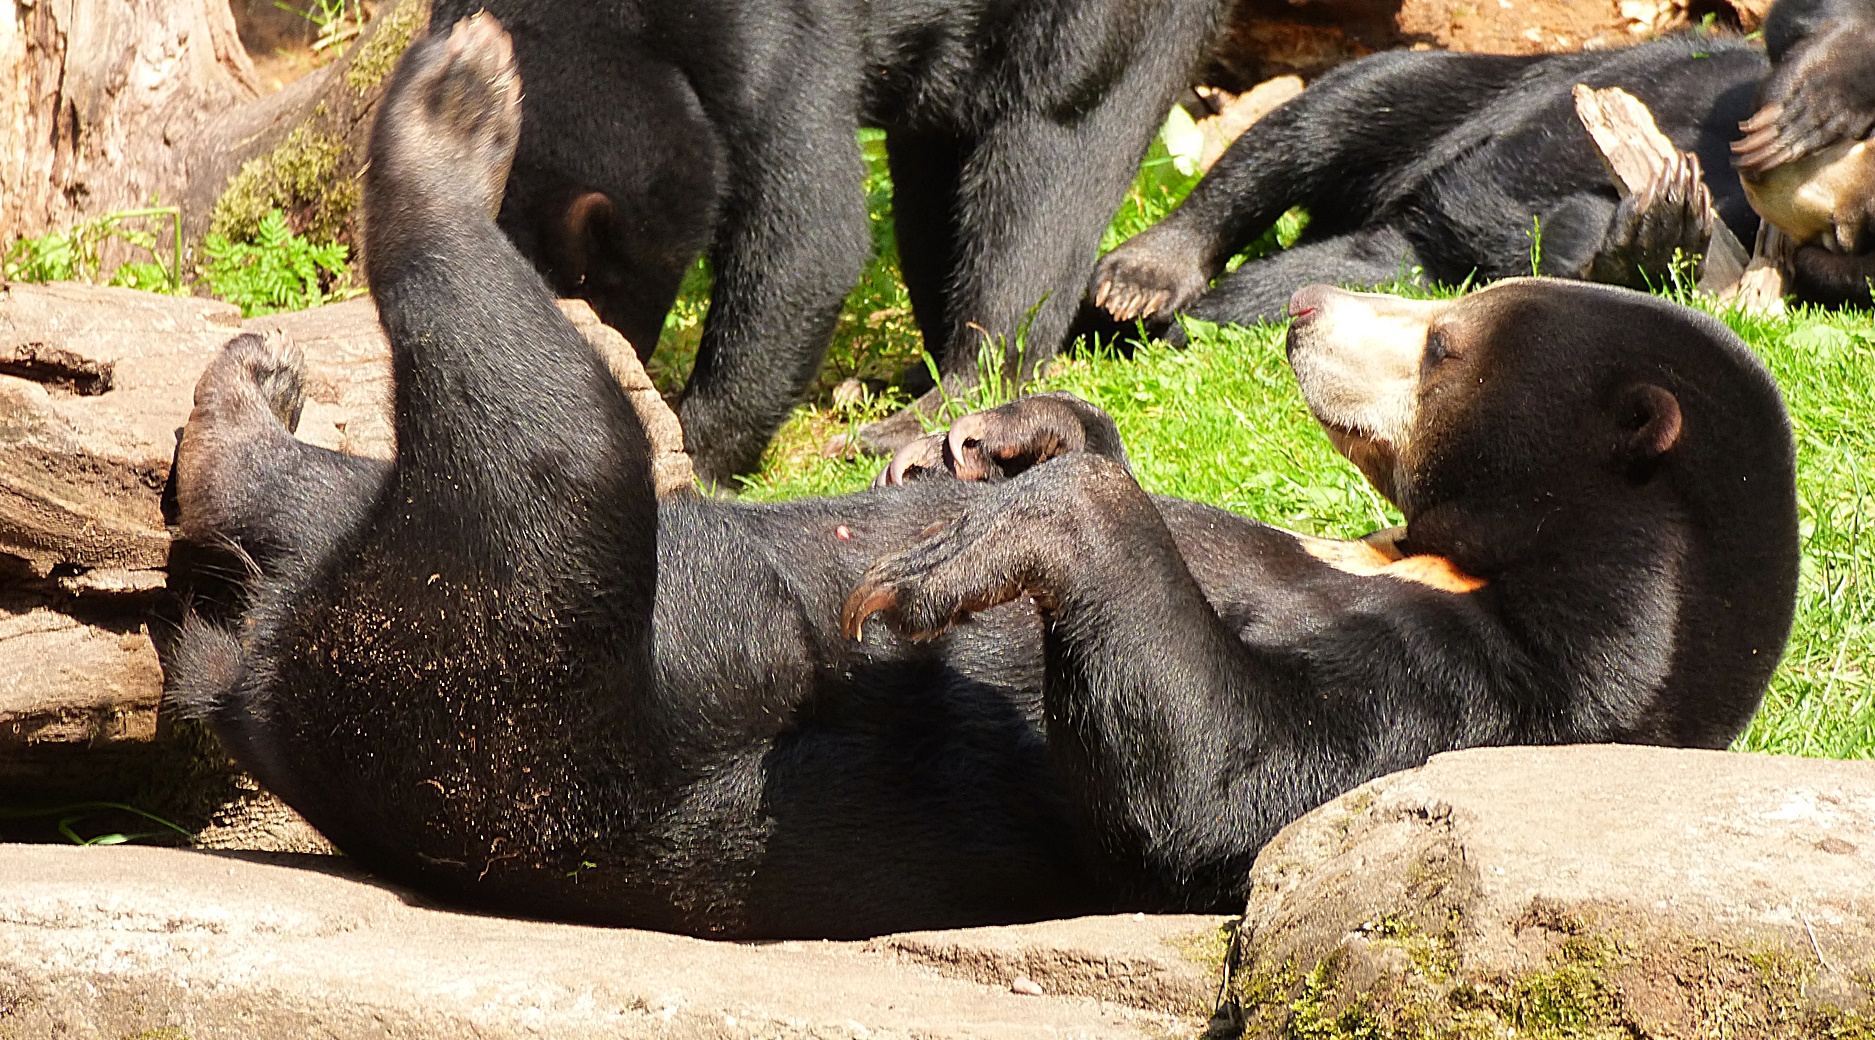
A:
[1742,139,1875,254]
[1284,285,1446,451]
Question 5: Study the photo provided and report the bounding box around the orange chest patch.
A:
[1293,530,1487,594]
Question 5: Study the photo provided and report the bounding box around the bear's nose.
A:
[1288,284,1333,324]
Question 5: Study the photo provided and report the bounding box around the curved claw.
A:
[944,413,998,482]
[840,581,900,640]
[1087,227,1210,324]
[1735,22,1875,176]
[874,432,948,488]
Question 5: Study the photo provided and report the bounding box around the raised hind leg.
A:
[175,16,678,926]
[172,331,390,571]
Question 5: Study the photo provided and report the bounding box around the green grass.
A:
[5,202,361,316]
[703,124,1875,760]
[1728,307,1875,757]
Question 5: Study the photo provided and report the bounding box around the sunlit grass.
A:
[1722,305,1875,758]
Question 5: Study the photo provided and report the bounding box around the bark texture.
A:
[2,0,432,270]
[0,0,258,244]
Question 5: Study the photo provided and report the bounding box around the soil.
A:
[229,0,1764,100]
[1203,0,1774,91]
[230,0,378,93]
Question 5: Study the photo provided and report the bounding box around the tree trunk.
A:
[1,0,431,273]
[0,0,259,245]
[179,0,431,253]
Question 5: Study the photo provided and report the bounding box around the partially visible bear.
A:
[1735,0,1875,306]
[431,0,1227,485]
[1733,0,1875,174]
[1090,23,1875,335]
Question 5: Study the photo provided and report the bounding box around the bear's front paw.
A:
[1734,28,1875,176]
[1090,229,1210,322]
[1588,150,1713,288]
[841,512,1045,641]
[873,392,1129,487]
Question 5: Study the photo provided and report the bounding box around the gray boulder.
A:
[1224,744,1875,1038]
[0,843,1224,1038]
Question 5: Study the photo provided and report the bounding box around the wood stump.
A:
[2,0,433,272]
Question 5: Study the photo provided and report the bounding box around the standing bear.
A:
[435,0,1230,484]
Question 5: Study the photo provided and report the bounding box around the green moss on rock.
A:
[1226,906,1874,1039]
[347,0,426,96]
[208,121,360,246]
[1500,935,1624,1037]
[1175,920,1237,978]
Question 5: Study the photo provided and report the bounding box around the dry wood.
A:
[3,0,431,276]
[1,0,257,246]
[1732,222,1792,316]
[1573,84,1682,198]
[1571,83,1760,300]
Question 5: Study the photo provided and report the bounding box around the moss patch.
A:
[1228,903,1875,1039]
[1174,919,1237,979]
[346,0,427,96]
[207,120,359,246]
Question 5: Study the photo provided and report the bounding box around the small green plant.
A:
[275,0,368,54]
[919,296,1042,429]
[0,801,192,846]
[1528,215,1545,276]
[1659,245,1702,302]
[3,206,183,292]
[200,208,363,317]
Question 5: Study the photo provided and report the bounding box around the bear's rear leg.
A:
[173,331,390,568]
[365,13,522,278]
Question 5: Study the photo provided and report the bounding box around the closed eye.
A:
[1424,330,1453,365]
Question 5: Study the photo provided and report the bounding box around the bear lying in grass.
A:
[1091,4,1875,333]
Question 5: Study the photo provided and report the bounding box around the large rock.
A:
[1223,745,1875,1038]
[0,844,1223,1037]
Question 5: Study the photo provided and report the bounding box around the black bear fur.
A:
[427,0,1227,485]
[1089,24,1875,335]
[169,18,1800,940]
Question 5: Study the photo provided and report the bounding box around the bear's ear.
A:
[1619,383,1682,465]
[551,191,615,288]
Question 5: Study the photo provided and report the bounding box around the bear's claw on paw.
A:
[840,582,901,641]
[1089,232,1208,323]
[195,331,309,435]
[841,518,1039,643]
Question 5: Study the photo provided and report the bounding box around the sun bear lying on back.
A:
[168,15,1800,940]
